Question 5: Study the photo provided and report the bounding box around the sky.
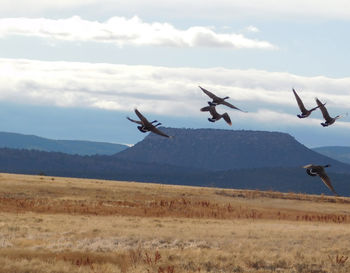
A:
[0,1,350,147]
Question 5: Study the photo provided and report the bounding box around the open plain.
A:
[0,172,350,273]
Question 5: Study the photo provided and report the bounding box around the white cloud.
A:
[246,26,259,33]
[0,58,349,128]
[1,1,350,20]
[0,16,277,50]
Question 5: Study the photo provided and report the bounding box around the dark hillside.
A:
[0,147,349,196]
[0,148,198,181]
[312,146,350,164]
[0,131,127,155]
[116,128,350,173]
[1,128,349,196]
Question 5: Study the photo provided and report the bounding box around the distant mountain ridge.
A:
[116,128,350,173]
[0,131,128,155]
[1,128,349,196]
[312,146,350,164]
[0,147,349,196]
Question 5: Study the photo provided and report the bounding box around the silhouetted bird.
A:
[200,102,232,126]
[127,109,171,138]
[315,98,344,127]
[292,88,323,118]
[199,86,246,112]
[303,164,339,196]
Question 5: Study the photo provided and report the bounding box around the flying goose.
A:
[199,86,246,112]
[200,102,232,125]
[127,109,171,138]
[292,88,323,118]
[303,164,339,196]
[315,98,344,127]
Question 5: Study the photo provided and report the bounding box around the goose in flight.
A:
[293,88,323,118]
[200,102,232,126]
[199,86,246,112]
[315,98,344,127]
[303,164,339,196]
[127,109,171,138]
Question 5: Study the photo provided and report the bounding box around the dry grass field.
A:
[0,172,350,273]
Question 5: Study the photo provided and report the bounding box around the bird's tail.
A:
[222,113,232,126]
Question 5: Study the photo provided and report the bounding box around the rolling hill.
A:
[0,131,128,155]
[312,146,350,164]
[0,128,349,196]
[0,147,349,196]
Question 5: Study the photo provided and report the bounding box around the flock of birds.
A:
[127,86,347,196]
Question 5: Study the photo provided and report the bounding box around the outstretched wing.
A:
[134,109,151,126]
[293,89,308,114]
[221,100,247,112]
[201,104,219,119]
[308,103,324,112]
[222,113,232,126]
[315,98,332,122]
[200,106,211,112]
[199,86,218,100]
[150,126,171,138]
[318,170,339,196]
[126,116,142,125]
[303,164,315,169]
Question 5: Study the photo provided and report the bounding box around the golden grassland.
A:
[0,172,350,273]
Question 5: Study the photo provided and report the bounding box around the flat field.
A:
[0,172,350,273]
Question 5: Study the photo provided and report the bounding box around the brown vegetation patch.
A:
[215,189,350,204]
[0,196,349,224]
[1,173,350,272]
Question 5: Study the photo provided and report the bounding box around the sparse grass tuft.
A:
[328,254,348,266]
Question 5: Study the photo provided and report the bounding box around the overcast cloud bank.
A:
[1,58,349,128]
[0,16,276,49]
